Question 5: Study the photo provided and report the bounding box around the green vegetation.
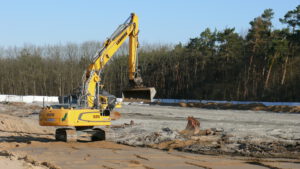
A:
[0,5,299,101]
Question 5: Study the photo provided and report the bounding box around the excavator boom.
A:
[82,13,155,105]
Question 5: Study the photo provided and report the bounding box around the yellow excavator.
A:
[39,13,156,142]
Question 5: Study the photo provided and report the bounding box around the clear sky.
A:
[0,0,299,47]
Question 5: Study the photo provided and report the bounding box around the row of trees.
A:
[104,5,300,101]
[0,5,300,101]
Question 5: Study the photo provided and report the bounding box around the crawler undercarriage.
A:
[55,127,106,142]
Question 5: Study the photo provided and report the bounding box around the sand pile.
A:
[0,102,41,117]
[176,102,300,113]
[0,114,47,134]
[0,150,59,169]
[0,102,53,139]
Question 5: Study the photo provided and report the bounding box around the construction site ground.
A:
[0,102,300,169]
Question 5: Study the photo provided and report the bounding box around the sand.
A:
[0,102,300,169]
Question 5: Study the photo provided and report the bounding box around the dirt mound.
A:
[175,102,300,113]
[2,102,26,106]
[0,114,52,135]
[0,102,42,117]
[178,102,188,107]
[0,150,59,169]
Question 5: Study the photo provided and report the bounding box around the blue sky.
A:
[0,0,299,47]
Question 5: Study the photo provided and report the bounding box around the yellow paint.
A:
[39,107,111,127]
[115,102,122,108]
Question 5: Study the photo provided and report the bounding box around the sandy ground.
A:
[0,102,300,169]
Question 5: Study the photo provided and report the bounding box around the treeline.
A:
[105,6,300,101]
[0,5,300,101]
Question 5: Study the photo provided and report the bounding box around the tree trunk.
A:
[264,54,277,89]
[281,56,289,85]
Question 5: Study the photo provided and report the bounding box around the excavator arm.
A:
[81,13,155,108]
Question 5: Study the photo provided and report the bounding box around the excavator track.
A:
[55,128,77,142]
[55,128,106,142]
[91,128,106,141]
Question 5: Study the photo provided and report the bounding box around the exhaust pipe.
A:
[122,87,156,102]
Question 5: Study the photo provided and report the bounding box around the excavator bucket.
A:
[122,87,156,102]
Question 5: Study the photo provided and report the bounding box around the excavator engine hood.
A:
[122,87,156,102]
